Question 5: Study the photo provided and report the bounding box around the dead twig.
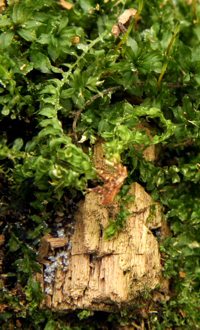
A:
[72,86,121,141]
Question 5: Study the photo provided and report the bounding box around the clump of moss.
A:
[0,0,200,328]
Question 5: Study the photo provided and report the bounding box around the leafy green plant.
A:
[1,0,200,328]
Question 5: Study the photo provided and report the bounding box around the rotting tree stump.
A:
[37,138,169,311]
[38,182,167,311]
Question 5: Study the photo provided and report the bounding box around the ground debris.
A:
[112,8,137,37]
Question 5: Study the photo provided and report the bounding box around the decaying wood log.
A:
[39,182,166,311]
[37,137,169,311]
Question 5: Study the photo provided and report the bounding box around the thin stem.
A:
[116,17,135,51]
[157,25,180,88]
[192,0,197,22]
[72,86,121,141]
[61,31,107,86]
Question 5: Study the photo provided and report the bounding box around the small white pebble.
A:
[48,256,56,261]
[58,251,66,257]
[44,277,53,284]
[45,286,52,294]
[57,228,65,237]
[63,267,68,272]
[63,259,69,267]
[67,242,72,250]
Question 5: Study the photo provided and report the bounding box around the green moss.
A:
[1,0,200,328]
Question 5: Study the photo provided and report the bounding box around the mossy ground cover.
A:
[0,0,200,328]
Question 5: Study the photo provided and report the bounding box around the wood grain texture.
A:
[40,183,163,311]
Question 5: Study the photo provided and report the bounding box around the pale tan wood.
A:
[39,137,167,311]
[41,183,164,311]
[38,235,68,263]
[0,0,5,13]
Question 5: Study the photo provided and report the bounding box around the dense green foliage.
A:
[1,0,200,328]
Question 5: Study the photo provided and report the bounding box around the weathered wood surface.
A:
[37,139,168,311]
[39,182,164,311]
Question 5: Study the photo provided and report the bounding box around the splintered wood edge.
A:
[37,235,68,263]
[46,237,68,249]
[37,184,169,311]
